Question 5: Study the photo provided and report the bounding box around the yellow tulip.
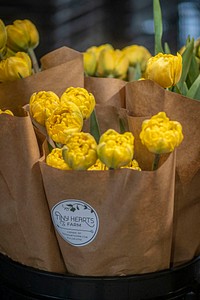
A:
[121,159,141,171]
[83,51,97,76]
[139,112,184,154]
[0,19,7,58]
[0,108,14,116]
[6,19,39,52]
[29,91,60,126]
[96,48,129,79]
[45,102,83,145]
[62,132,98,170]
[122,44,152,72]
[87,158,108,171]
[0,51,32,82]
[60,87,96,120]
[145,52,182,88]
[86,43,114,61]
[46,148,71,170]
[97,129,134,169]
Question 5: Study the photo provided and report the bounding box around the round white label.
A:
[51,199,99,247]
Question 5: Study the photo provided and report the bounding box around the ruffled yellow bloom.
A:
[0,19,7,58]
[121,159,141,171]
[45,102,83,145]
[139,112,184,154]
[6,19,39,52]
[46,148,71,170]
[62,132,97,170]
[83,51,97,76]
[29,91,60,126]
[97,129,134,169]
[87,158,108,171]
[122,44,152,72]
[0,108,14,116]
[145,52,182,88]
[0,51,32,82]
[96,48,129,79]
[60,87,95,119]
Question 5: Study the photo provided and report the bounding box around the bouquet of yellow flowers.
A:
[0,0,199,278]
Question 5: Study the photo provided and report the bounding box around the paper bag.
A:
[84,76,126,107]
[0,109,66,273]
[0,46,84,109]
[125,79,200,266]
[40,110,176,276]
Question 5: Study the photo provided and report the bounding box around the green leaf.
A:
[186,54,199,88]
[127,63,141,81]
[164,42,171,54]
[186,73,200,100]
[89,109,101,143]
[176,38,194,93]
[153,0,164,54]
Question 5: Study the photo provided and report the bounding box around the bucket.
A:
[0,253,200,300]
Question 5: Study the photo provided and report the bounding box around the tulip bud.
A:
[62,132,98,170]
[122,44,152,72]
[0,51,32,82]
[139,112,184,154]
[6,19,39,53]
[46,148,71,170]
[60,86,96,120]
[83,51,97,76]
[145,52,182,88]
[45,102,83,145]
[0,19,7,59]
[97,48,129,79]
[97,129,134,169]
[86,43,114,61]
[29,91,60,126]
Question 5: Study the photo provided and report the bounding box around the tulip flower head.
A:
[121,159,141,171]
[29,91,60,126]
[0,19,7,59]
[6,19,39,53]
[60,87,96,119]
[83,51,97,76]
[46,147,71,170]
[145,52,182,88]
[45,102,83,145]
[96,48,129,79]
[122,44,152,72]
[97,129,134,169]
[62,132,98,170]
[140,112,184,155]
[88,158,108,171]
[0,51,32,82]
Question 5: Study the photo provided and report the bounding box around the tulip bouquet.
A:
[0,0,199,277]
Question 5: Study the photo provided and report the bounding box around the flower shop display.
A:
[0,0,199,280]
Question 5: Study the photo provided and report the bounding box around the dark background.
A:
[1,0,200,60]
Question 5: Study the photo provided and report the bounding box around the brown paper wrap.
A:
[0,110,66,272]
[84,76,126,107]
[0,46,84,109]
[125,79,200,266]
[40,109,176,276]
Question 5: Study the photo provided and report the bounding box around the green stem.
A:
[152,153,160,170]
[28,48,40,73]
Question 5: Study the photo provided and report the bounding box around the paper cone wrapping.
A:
[0,110,66,272]
[0,46,84,109]
[85,76,126,107]
[125,79,200,266]
[40,108,176,276]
